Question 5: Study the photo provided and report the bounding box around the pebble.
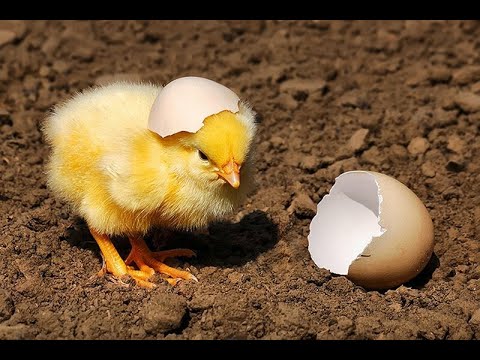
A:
[390,144,408,160]
[336,91,370,109]
[361,146,382,165]
[0,30,16,48]
[428,66,451,83]
[0,109,12,126]
[470,309,480,325]
[38,65,51,78]
[447,135,465,154]
[279,78,327,94]
[300,155,318,172]
[446,155,465,172]
[141,292,187,334]
[421,161,436,177]
[0,20,26,48]
[287,193,317,219]
[348,128,369,152]
[407,137,430,155]
[452,66,480,85]
[52,60,70,75]
[454,92,480,113]
[0,289,15,322]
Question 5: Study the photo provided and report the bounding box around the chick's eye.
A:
[198,150,209,161]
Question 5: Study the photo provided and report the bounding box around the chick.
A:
[43,82,256,287]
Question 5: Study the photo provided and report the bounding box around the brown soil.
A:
[1,20,480,340]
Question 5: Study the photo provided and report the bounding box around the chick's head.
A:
[163,104,256,197]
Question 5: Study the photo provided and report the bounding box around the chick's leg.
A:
[89,228,155,288]
[126,236,197,286]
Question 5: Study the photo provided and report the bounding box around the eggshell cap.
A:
[148,76,240,137]
[347,171,434,289]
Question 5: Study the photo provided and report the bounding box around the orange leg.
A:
[89,228,156,288]
[126,236,197,286]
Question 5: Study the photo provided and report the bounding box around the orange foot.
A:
[125,236,198,287]
[89,228,197,288]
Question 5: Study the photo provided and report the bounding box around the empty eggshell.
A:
[308,171,434,290]
[148,76,240,137]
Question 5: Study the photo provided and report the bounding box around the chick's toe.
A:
[90,228,156,288]
[127,236,198,285]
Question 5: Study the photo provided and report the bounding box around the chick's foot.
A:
[126,236,197,286]
[90,228,156,288]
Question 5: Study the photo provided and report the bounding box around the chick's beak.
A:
[217,159,241,189]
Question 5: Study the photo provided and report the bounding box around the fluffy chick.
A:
[43,82,256,287]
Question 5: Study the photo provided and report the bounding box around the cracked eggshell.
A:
[308,171,434,290]
[148,76,240,137]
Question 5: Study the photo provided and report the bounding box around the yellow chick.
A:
[42,81,256,288]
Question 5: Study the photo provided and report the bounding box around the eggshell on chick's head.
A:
[308,171,434,290]
[148,76,240,137]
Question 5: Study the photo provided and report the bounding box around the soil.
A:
[1,20,480,340]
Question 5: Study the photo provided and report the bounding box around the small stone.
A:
[277,93,298,110]
[38,65,51,78]
[73,47,95,62]
[470,309,480,325]
[141,292,187,334]
[390,144,408,160]
[361,146,383,165]
[0,290,15,322]
[0,109,12,127]
[454,92,480,113]
[300,155,318,172]
[52,60,70,75]
[405,68,428,87]
[447,135,465,154]
[421,161,436,177]
[287,193,317,219]
[427,66,451,84]
[407,137,430,155]
[348,128,369,152]
[41,37,61,55]
[269,136,286,151]
[279,78,327,94]
[452,66,480,85]
[336,91,370,109]
[0,30,16,48]
[0,20,26,48]
[471,82,480,94]
[227,272,243,284]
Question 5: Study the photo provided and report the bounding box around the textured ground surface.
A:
[1,20,480,340]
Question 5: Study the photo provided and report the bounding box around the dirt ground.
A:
[1,20,479,340]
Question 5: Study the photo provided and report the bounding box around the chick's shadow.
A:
[156,210,279,267]
[63,210,279,269]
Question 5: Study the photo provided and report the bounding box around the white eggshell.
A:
[308,171,434,289]
[148,76,240,137]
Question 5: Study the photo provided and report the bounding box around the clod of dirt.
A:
[447,135,465,154]
[0,109,12,127]
[348,128,369,152]
[0,20,26,48]
[407,137,430,155]
[452,66,480,85]
[0,30,16,48]
[287,193,317,219]
[421,162,436,178]
[454,92,480,113]
[140,292,188,334]
[0,290,15,322]
[470,309,480,326]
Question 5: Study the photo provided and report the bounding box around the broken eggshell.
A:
[148,76,240,137]
[308,171,434,290]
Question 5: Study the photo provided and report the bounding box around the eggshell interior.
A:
[308,171,434,290]
[148,76,240,137]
